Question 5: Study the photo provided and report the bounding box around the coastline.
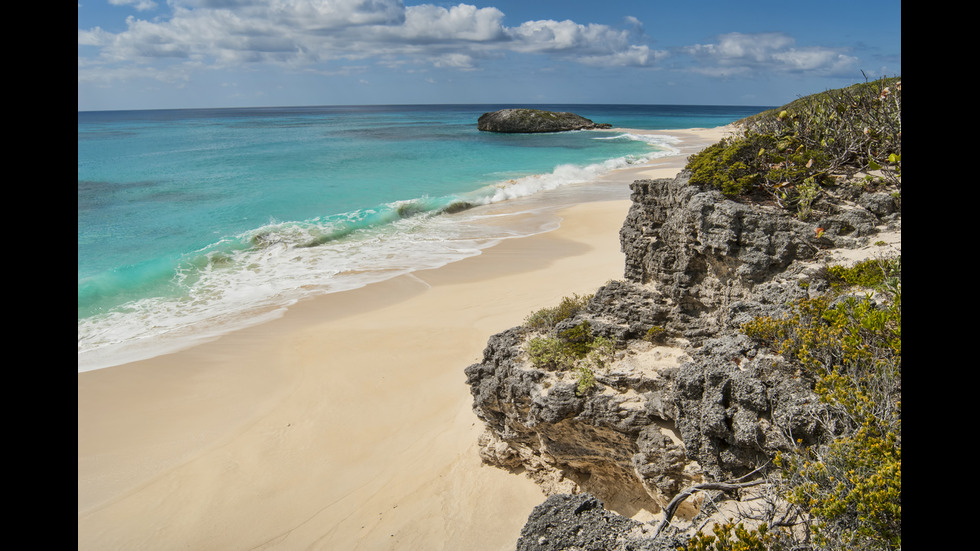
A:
[77,125,734,550]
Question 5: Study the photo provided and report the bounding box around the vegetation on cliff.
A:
[685,76,900,221]
[729,257,902,550]
[523,295,616,396]
[683,79,902,550]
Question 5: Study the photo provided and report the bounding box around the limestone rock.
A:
[465,167,900,547]
[516,493,640,551]
[464,287,703,516]
[516,493,685,551]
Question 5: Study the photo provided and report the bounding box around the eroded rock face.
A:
[465,169,900,544]
[668,334,830,482]
[477,109,612,133]
[464,284,705,517]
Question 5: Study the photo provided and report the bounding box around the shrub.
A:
[736,258,901,550]
[645,325,667,343]
[740,315,781,344]
[574,365,596,396]
[686,521,794,551]
[740,76,901,179]
[686,130,831,210]
[559,320,595,358]
[524,293,592,331]
[526,322,611,370]
[526,336,571,370]
[574,335,614,396]
[685,134,771,197]
[823,257,901,291]
[522,306,615,396]
[687,76,901,212]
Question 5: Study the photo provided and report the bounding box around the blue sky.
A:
[78,0,901,111]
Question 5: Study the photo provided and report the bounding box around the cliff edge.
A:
[466,170,900,548]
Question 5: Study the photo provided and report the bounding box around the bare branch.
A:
[652,475,768,539]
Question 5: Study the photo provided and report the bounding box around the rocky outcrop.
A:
[618,172,890,344]
[515,493,684,551]
[465,285,706,518]
[464,169,901,547]
[477,109,612,133]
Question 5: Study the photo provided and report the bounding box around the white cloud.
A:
[431,52,477,69]
[79,2,859,92]
[109,0,158,11]
[771,49,858,73]
[508,19,633,56]
[398,3,505,42]
[78,27,114,47]
[578,45,667,68]
[79,0,663,84]
[683,32,857,76]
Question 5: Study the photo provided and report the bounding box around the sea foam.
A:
[78,132,682,371]
[79,105,767,371]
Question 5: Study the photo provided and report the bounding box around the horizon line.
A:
[79,101,778,114]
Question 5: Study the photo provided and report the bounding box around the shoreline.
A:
[77,125,734,550]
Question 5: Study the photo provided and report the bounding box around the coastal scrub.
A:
[679,77,901,550]
[523,300,615,396]
[685,76,901,219]
[523,293,592,331]
[739,257,901,550]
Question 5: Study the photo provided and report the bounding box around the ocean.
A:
[78,104,768,372]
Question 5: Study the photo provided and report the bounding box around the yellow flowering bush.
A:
[740,258,901,550]
[686,521,793,551]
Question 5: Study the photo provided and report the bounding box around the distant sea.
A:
[78,104,770,371]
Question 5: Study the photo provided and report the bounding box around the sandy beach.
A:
[78,125,733,550]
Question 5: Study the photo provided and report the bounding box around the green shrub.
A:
[559,321,595,358]
[686,131,830,207]
[645,325,667,343]
[574,365,596,396]
[524,294,592,331]
[737,262,901,550]
[687,77,901,210]
[523,304,616,396]
[574,335,614,396]
[824,257,901,291]
[526,336,571,370]
[526,324,615,370]
[795,177,820,220]
[686,134,770,197]
[740,315,782,344]
[739,77,901,179]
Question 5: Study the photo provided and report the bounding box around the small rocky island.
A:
[478,108,612,133]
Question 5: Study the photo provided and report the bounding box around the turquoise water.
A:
[78,104,768,370]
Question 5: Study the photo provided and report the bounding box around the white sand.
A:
[77,125,733,550]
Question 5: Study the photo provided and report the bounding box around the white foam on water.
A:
[77,130,683,372]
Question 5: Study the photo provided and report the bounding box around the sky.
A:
[78,0,901,111]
